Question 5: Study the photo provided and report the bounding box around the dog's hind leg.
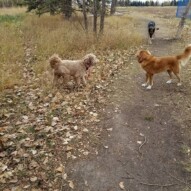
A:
[175,73,181,86]
[166,70,173,84]
[172,66,181,86]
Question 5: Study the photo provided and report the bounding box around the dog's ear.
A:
[83,54,99,69]
[137,51,150,63]
[49,54,60,69]
[83,56,92,68]
[83,54,94,68]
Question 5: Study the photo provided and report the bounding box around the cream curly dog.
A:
[49,53,99,87]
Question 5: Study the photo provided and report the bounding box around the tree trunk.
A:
[63,0,72,19]
[100,0,106,34]
[175,0,191,39]
[93,0,98,35]
[82,0,88,31]
[110,0,117,15]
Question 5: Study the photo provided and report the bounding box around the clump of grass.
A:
[144,116,154,121]
[0,14,24,23]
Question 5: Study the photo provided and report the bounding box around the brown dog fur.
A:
[136,45,191,89]
[49,53,99,87]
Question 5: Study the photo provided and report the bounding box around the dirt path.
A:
[66,9,191,191]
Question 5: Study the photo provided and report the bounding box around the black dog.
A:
[148,21,159,44]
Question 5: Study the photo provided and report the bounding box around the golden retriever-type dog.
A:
[49,53,99,87]
[136,44,191,90]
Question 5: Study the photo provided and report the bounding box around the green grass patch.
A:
[144,116,154,122]
[0,14,24,23]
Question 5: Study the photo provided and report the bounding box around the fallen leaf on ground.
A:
[119,181,125,190]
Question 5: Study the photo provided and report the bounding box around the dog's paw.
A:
[142,83,147,87]
[146,85,152,90]
[166,80,172,84]
[177,83,182,86]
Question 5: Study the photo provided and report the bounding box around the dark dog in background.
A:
[148,21,159,44]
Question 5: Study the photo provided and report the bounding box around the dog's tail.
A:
[177,44,191,66]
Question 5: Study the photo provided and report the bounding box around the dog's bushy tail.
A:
[177,44,191,66]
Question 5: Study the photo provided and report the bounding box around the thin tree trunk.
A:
[93,0,98,35]
[175,0,191,39]
[82,0,88,31]
[110,0,117,15]
[63,0,72,19]
[100,0,106,34]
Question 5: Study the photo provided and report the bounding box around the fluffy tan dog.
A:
[49,53,99,87]
[136,44,191,90]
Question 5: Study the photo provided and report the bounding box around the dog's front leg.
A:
[74,76,82,91]
[82,75,87,86]
[142,73,149,87]
[148,38,152,45]
[148,31,152,45]
[146,74,153,90]
[53,73,59,87]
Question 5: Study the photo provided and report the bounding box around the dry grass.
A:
[23,13,143,76]
[0,7,26,15]
[0,8,143,92]
[0,23,24,91]
[0,7,26,91]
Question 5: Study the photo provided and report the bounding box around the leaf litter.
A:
[0,47,137,190]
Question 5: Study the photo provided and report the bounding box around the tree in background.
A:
[117,0,177,6]
[23,0,72,19]
[176,0,191,38]
[100,0,106,33]
[93,0,98,34]
[23,0,107,34]
[82,0,88,31]
[110,0,117,15]
[0,0,24,7]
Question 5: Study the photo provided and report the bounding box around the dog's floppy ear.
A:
[83,56,92,69]
[49,54,61,69]
[137,50,150,63]
[83,53,99,68]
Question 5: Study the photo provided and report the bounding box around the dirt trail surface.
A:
[66,9,191,191]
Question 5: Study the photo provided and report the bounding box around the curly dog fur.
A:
[49,53,99,87]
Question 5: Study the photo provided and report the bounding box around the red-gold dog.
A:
[136,45,191,90]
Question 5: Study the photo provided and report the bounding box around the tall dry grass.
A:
[0,6,26,15]
[0,8,25,91]
[0,8,143,91]
[22,13,143,75]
